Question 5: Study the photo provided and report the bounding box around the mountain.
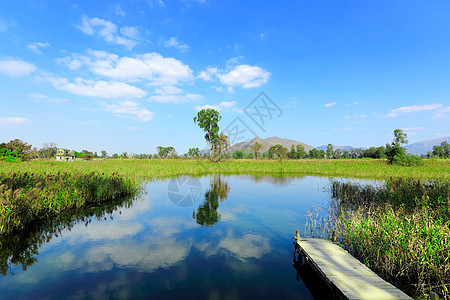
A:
[316,145,365,152]
[406,137,450,155]
[228,136,314,153]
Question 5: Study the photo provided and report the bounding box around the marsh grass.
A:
[0,172,137,235]
[1,158,449,180]
[307,179,450,299]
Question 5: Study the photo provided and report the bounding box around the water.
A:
[0,175,366,299]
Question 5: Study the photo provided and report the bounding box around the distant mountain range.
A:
[316,145,366,152]
[210,135,450,156]
[228,136,314,153]
[406,137,450,155]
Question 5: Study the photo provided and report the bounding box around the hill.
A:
[316,145,365,152]
[228,136,314,153]
[406,137,450,155]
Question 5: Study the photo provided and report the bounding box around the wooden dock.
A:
[294,232,412,300]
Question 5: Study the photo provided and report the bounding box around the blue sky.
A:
[0,0,449,155]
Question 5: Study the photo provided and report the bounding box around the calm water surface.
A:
[0,175,373,299]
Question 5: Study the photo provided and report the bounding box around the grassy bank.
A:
[0,158,449,180]
[0,172,137,235]
[325,179,450,299]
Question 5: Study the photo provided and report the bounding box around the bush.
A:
[393,153,424,166]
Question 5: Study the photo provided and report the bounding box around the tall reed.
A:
[312,179,450,299]
[0,172,137,235]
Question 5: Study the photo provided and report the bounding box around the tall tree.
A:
[268,144,288,162]
[101,150,108,158]
[213,132,230,162]
[386,129,408,164]
[296,144,307,159]
[250,142,263,160]
[194,109,221,161]
[326,144,334,159]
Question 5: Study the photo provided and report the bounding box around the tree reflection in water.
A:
[193,175,230,227]
[0,195,136,276]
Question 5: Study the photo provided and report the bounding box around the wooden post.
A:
[296,230,300,241]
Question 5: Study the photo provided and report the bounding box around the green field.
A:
[1,158,449,180]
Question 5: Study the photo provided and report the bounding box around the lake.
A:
[0,175,373,299]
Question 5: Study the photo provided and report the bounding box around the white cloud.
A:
[198,64,270,89]
[115,4,126,16]
[27,42,50,54]
[0,19,7,32]
[218,65,270,88]
[76,16,139,49]
[197,67,218,81]
[0,59,37,77]
[401,127,425,131]
[120,26,140,40]
[103,100,154,122]
[195,101,237,112]
[162,37,189,52]
[49,77,146,98]
[149,85,204,104]
[324,102,336,108]
[80,51,193,85]
[387,103,443,117]
[150,93,204,104]
[29,93,69,103]
[0,117,29,124]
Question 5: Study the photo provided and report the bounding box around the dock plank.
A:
[295,237,412,300]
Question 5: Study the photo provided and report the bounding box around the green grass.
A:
[1,158,449,180]
[0,172,137,235]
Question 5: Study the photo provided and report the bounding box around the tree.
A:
[386,129,408,164]
[296,144,307,159]
[326,144,334,159]
[39,142,57,159]
[232,149,244,159]
[288,145,297,159]
[188,147,200,158]
[334,149,342,159]
[393,129,408,146]
[213,132,230,162]
[112,153,119,158]
[156,146,177,159]
[250,142,263,160]
[194,109,221,161]
[101,150,108,158]
[2,139,32,161]
[268,144,288,162]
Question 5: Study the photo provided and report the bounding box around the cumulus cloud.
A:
[27,42,50,54]
[0,59,37,77]
[387,103,443,117]
[102,100,154,121]
[218,65,270,88]
[76,16,139,49]
[162,37,189,52]
[0,117,29,124]
[198,64,270,89]
[324,102,336,108]
[61,51,194,86]
[195,101,237,112]
[48,77,147,98]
